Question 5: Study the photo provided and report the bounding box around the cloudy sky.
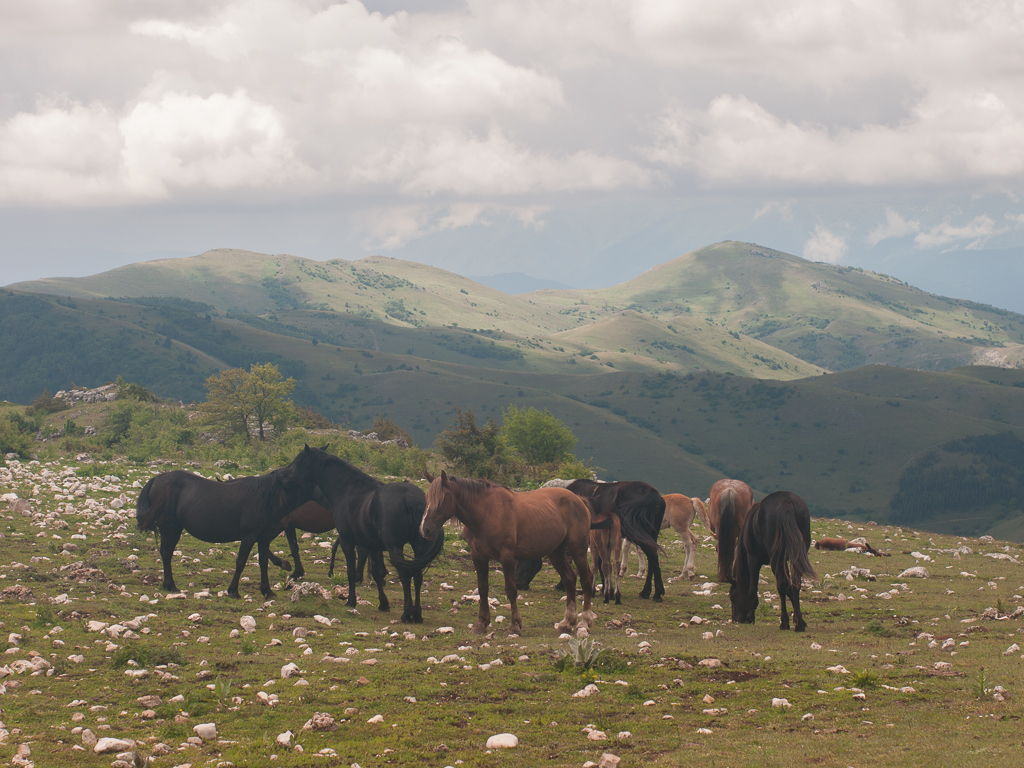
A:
[3,1,1024,308]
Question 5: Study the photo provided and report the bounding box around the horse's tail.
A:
[136,476,162,532]
[618,492,665,558]
[716,488,739,583]
[773,504,818,588]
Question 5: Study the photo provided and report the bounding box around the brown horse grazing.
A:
[711,479,755,583]
[420,471,595,636]
[729,491,817,632]
[619,494,708,580]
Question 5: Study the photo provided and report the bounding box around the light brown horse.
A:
[420,471,595,636]
[710,478,755,583]
[619,495,709,580]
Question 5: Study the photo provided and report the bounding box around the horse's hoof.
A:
[653,595,663,603]
[615,595,622,605]
[470,623,488,635]
[639,592,650,600]
[228,592,241,599]
[281,560,292,572]
[378,605,391,613]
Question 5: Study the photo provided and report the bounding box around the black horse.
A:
[135,448,316,598]
[515,478,666,602]
[729,491,817,632]
[293,445,444,623]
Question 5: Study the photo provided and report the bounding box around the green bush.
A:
[502,405,577,464]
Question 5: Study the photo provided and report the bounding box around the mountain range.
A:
[5,240,1024,539]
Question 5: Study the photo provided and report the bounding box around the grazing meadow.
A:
[0,448,1022,768]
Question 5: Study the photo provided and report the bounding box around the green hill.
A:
[5,242,1024,539]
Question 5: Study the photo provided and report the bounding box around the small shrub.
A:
[554,637,605,672]
[851,669,878,689]
[972,668,995,699]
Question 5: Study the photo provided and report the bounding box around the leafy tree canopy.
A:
[200,362,296,442]
[501,404,577,464]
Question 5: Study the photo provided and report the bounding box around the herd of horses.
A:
[136,445,817,635]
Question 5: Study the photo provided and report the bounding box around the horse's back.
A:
[508,486,590,559]
[663,494,695,531]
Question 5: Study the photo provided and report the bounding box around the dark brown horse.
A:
[420,471,595,636]
[292,446,443,623]
[729,491,817,632]
[711,478,755,583]
[567,479,666,601]
[135,449,316,598]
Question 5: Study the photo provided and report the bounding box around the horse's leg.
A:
[355,546,368,585]
[256,536,276,598]
[499,555,523,636]
[789,577,807,632]
[775,565,791,631]
[328,536,341,578]
[158,524,183,593]
[470,556,492,634]
[227,535,259,598]
[611,523,622,605]
[370,551,390,613]
[617,539,631,578]
[639,547,664,603]
[682,529,698,579]
[284,525,302,580]
[341,539,359,607]
[636,541,647,578]
[412,569,424,623]
[549,548,579,633]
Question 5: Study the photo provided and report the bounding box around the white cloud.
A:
[803,225,848,264]
[357,202,553,250]
[914,215,1006,249]
[868,207,921,245]
[754,199,796,222]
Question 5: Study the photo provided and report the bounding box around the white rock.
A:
[367,714,384,724]
[1003,644,1020,656]
[486,733,519,748]
[281,662,301,679]
[899,566,929,579]
[802,713,814,721]
[314,614,332,626]
[598,753,621,768]
[239,616,256,633]
[93,737,133,754]
[193,723,217,741]
[435,627,455,634]
[276,731,293,747]
[698,658,722,668]
[587,730,608,741]
[772,698,792,709]
[572,684,600,698]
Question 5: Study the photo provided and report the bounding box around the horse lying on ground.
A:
[421,471,595,636]
[815,536,887,556]
[620,494,708,580]
[712,478,755,583]
[136,449,316,598]
[729,491,818,632]
[293,446,443,623]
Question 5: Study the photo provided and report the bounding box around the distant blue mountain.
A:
[467,272,572,294]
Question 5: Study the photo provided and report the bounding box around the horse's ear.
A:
[304,443,310,451]
[440,469,449,485]
[424,469,436,483]
[320,443,330,452]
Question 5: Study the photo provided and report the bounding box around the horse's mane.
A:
[447,475,510,505]
[309,447,381,490]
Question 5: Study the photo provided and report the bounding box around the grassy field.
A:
[1,445,1023,767]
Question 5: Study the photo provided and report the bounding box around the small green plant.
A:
[213,677,232,701]
[555,636,605,672]
[851,669,878,689]
[972,668,995,699]
[756,601,774,620]
[240,635,255,655]
[31,600,55,629]
[996,598,1004,614]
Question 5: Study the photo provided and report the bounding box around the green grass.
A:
[0,450,1023,766]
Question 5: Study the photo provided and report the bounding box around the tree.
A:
[201,363,296,442]
[501,405,577,464]
[434,407,508,479]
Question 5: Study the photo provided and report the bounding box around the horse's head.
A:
[420,470,454,540]
[729,578,757,624]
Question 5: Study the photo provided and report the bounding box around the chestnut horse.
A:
[420,471,595,636]
[710,479,755,583]
[729,491,817,632]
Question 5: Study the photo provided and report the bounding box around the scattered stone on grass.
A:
[486,733,518,748]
